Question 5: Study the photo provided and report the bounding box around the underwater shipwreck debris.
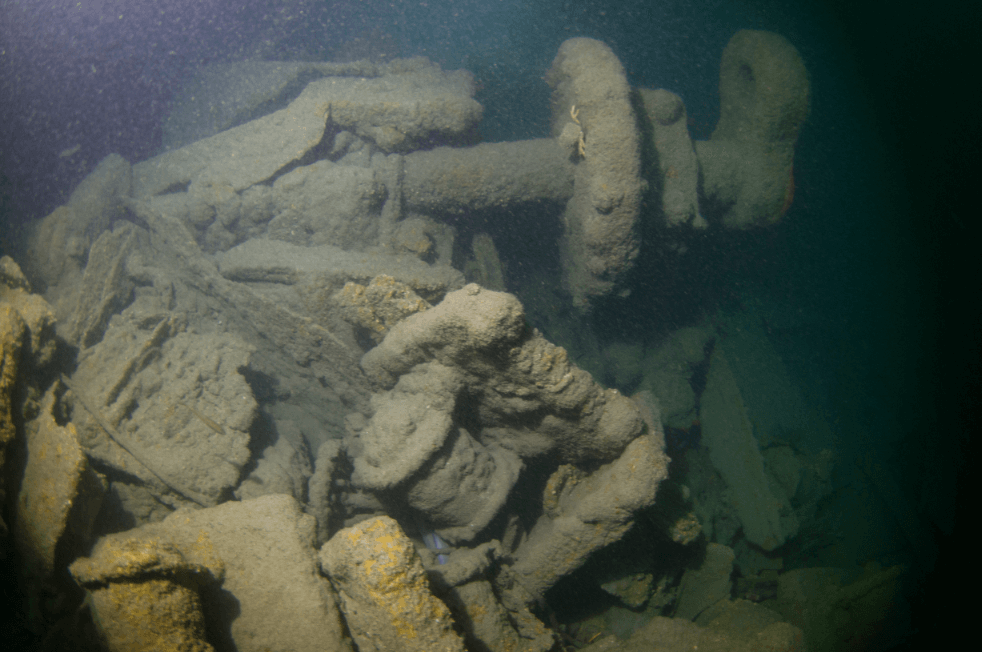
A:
[545,37,644,309]
[4,29,818,651]
[350,284,649,538]
[695,30,810,228]
[69,534,224,652]
[62,374,216,508]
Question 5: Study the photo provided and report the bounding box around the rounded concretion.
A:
[546,38,643,309]
[714,29,810,145]
[405,429,522,544]
[69,536,222,586]
[352,362,462,490]
[698,30,810,228]
[360,286,526,387]
[419,284,528,354]
[646,88,686,126]
[68,535,222,652]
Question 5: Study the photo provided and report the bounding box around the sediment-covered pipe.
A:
[402,138,574,215]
